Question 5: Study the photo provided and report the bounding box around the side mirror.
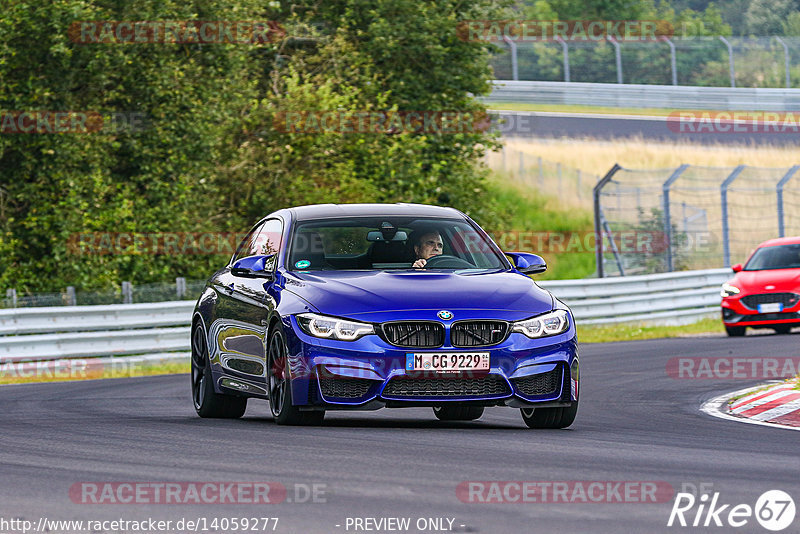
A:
[506,252,547,274]
[231,254,275,279]
[731,263,743,273]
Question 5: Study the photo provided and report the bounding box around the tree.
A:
[745,0,800,35]
[0,0,507,293]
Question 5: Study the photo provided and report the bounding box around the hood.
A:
[281,270,553,321]
[733,268,800,291]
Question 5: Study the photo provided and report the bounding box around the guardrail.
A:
[0,268,731,362]
[486,80,800,111]
[540,268,729,325]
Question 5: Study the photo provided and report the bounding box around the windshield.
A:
[287,216,507,271]
[744,244,800,271]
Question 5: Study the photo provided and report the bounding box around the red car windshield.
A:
[744,244,800,271]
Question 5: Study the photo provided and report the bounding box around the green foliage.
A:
[625,207,688,274]
[1,0,506,293]
[745,0,800,35]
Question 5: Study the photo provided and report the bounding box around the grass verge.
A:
[577,317,723,343]
[486,173,596,280]
[501,137,800,172]
[0,359,188,385]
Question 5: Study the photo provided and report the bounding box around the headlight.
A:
[511,309,570,338]
[296,313,374,341]
[720,283,740,298]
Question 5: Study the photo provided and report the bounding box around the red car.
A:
[721,236,800,336]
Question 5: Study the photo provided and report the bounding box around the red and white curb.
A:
[702,381,800,431]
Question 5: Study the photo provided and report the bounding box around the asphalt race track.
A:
[1,335,799,534]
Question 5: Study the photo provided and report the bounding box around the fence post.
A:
[577,169,582,200]
[6,289,17,308]
[537,156,543,187]
[719,36,735,88]
[518,151,525,181]
[503,35,518,81]
[607,36,623,84]
[721,165,746,267]
[777,165,800,237]
[682,202,688,232]
[594,163,622,278]
[176,277,187,299]
[557,162,562,197]
[662,37,677,86]
[662,164,689,272]
[776,37,791,89]
[121,281,133,304]
[66,286,77,306]
[601,212,625,276]
[556,36,570,82]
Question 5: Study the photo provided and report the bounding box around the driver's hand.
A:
[413,258,427,268]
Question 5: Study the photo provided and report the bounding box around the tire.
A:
[520,401,578,429]
[191,324,247,418]
[725,326,746,337]
[267,327,325,426]
[773,325,792,335]
[433,405,484,421]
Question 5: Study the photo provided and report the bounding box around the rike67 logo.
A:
[667,490,795,531]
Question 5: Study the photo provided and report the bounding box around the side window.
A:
[232,222,266,264]
[251,219,283,271]
[231,219,283,266]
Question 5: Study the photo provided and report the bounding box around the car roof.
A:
[756,236,800,248]
[288,203,465,221]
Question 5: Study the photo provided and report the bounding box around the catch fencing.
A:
[2,277,205,309]
[491,36,800,89]
[0,269,730,363]
[594,163,800,277]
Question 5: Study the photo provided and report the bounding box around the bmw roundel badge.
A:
[437,310,453,320]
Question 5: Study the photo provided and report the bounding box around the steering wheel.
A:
[422,254,475,269]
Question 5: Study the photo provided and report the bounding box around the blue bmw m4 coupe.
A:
[191,203,579,428]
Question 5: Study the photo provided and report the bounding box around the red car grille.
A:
[740,292,800,310]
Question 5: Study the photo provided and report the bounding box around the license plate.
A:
[406,352,490,372]
[758,303,783,313]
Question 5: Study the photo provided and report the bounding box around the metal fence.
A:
[486,144,599,209]
[491,36,800,88]
[1,278,206,309]
[0,269,729,363]
[594,163,800,277]
[486,81,800,111]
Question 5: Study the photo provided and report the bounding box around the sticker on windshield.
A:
[295,259,311,269]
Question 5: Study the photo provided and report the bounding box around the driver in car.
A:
[412,231,443,268]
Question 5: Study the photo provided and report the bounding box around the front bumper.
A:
[283,316,579,409]
[721,296,800,327]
